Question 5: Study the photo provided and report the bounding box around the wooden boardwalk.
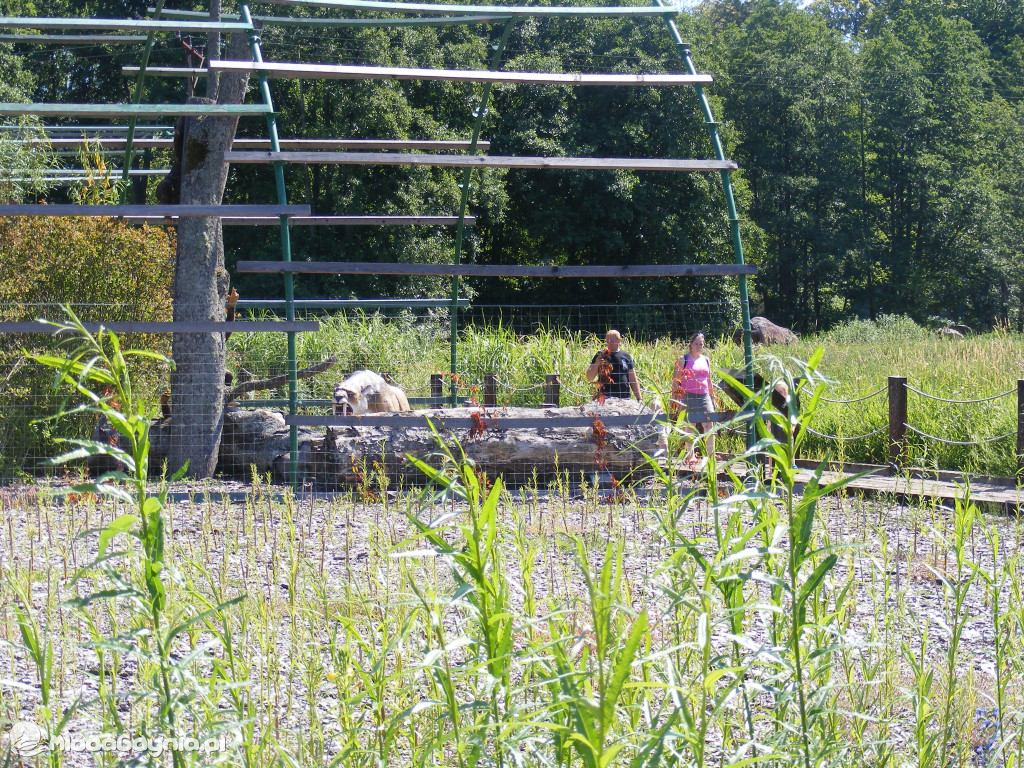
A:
[791,461,1024,512]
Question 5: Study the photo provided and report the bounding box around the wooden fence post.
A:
[888,376,907,466]
[1017,379,1024,476]
[543,374,560,408]
[430,373,443,404]
[484,373,496,407]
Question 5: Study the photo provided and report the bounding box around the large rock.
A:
[734,316,798,345]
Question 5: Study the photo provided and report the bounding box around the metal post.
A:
[484,373,497,407]
[449,17,516,406]
[242,4,299,485]
[888,376,907,466]
[657,3,754,447]
[543,374,560,408]
[1017,379,1024,476]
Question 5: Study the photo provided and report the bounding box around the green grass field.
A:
[227,312,1023,477]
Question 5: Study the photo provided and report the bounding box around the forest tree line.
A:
[1,0,1022,332]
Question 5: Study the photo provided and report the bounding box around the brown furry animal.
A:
[332,370,411,416]
[719,369,797,446]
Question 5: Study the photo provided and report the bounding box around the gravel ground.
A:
[0,476,1021,766]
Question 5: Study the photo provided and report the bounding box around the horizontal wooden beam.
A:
[151,7,510,26]
[0,103,271,117]
[0,204,311,216]
[204,61,713,86]
[237,261,757,277]
[29,137,491,151]
[224,151,738,172]
[32,169,170,176]
[122,215,475,226]
[0,33,149,43]
[259,0,675,17]
[286,413,662,429]
[0,321,319,334]
[237,298,469,308]
[0,16,252,32]
[0,123,172,134]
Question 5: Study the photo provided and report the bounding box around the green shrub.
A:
[0,217,174,478]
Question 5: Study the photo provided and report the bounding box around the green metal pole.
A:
[119,0,166,202]
[449,17,515,406]
[241,4,301,485]
[657,4,755,441]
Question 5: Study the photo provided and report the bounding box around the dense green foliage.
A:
[4,0,1021,330]
[0,216,174,477]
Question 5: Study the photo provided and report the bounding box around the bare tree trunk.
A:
[168,33,251,477]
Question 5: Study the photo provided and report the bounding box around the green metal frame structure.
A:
[0,0,755,483]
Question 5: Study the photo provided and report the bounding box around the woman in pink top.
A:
[671,332,716,466]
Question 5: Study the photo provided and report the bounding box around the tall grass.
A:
[227,310,1022,475]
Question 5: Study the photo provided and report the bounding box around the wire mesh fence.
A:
[1,301,737,487]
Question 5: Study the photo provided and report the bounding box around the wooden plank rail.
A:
[122,215,475,226]
[36,137,491,151]
[259,0,678,17]
[151,6,512,26]
[24,137,491,152]
[224,151,738,172]
[0,204,311,217]
[0,321,319,334]
[0,33,150,43]
[0,103,271,117]
[203,61,713,86]
[236,261,758,277]
[0,124,172,133]
[0,16,253,32]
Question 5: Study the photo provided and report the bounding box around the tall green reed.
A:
[27,311,245,767]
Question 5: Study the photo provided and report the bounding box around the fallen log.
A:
[223,398,661,488]
[92,398,663,488]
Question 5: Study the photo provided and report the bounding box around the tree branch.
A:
[226,355,338,402]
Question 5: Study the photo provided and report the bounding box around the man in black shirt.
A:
[585,329,642,401]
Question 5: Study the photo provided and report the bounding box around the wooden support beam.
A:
[151,7,510,26]
[543,374,561,408]
[888,376,908,465]
[237,261,757,277]
[26,137,491,151]
[0,33,149,44]
[0,124,172,133]
[0,204,311,216]
[203,61,713,86]
[121,215,475,226]
[258,0,675,17]
[32,169,170,177]
[0,103,272,117]
[0,321,319,334]
[0,16,253,32]
[224,151,738,172]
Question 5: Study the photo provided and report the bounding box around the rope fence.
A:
[359,372,1024,474]
[492,376,545,393]
[903,424,1017,446]
[819,387,886,404]
[905,386,1016,404]
[805,425,888,442]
